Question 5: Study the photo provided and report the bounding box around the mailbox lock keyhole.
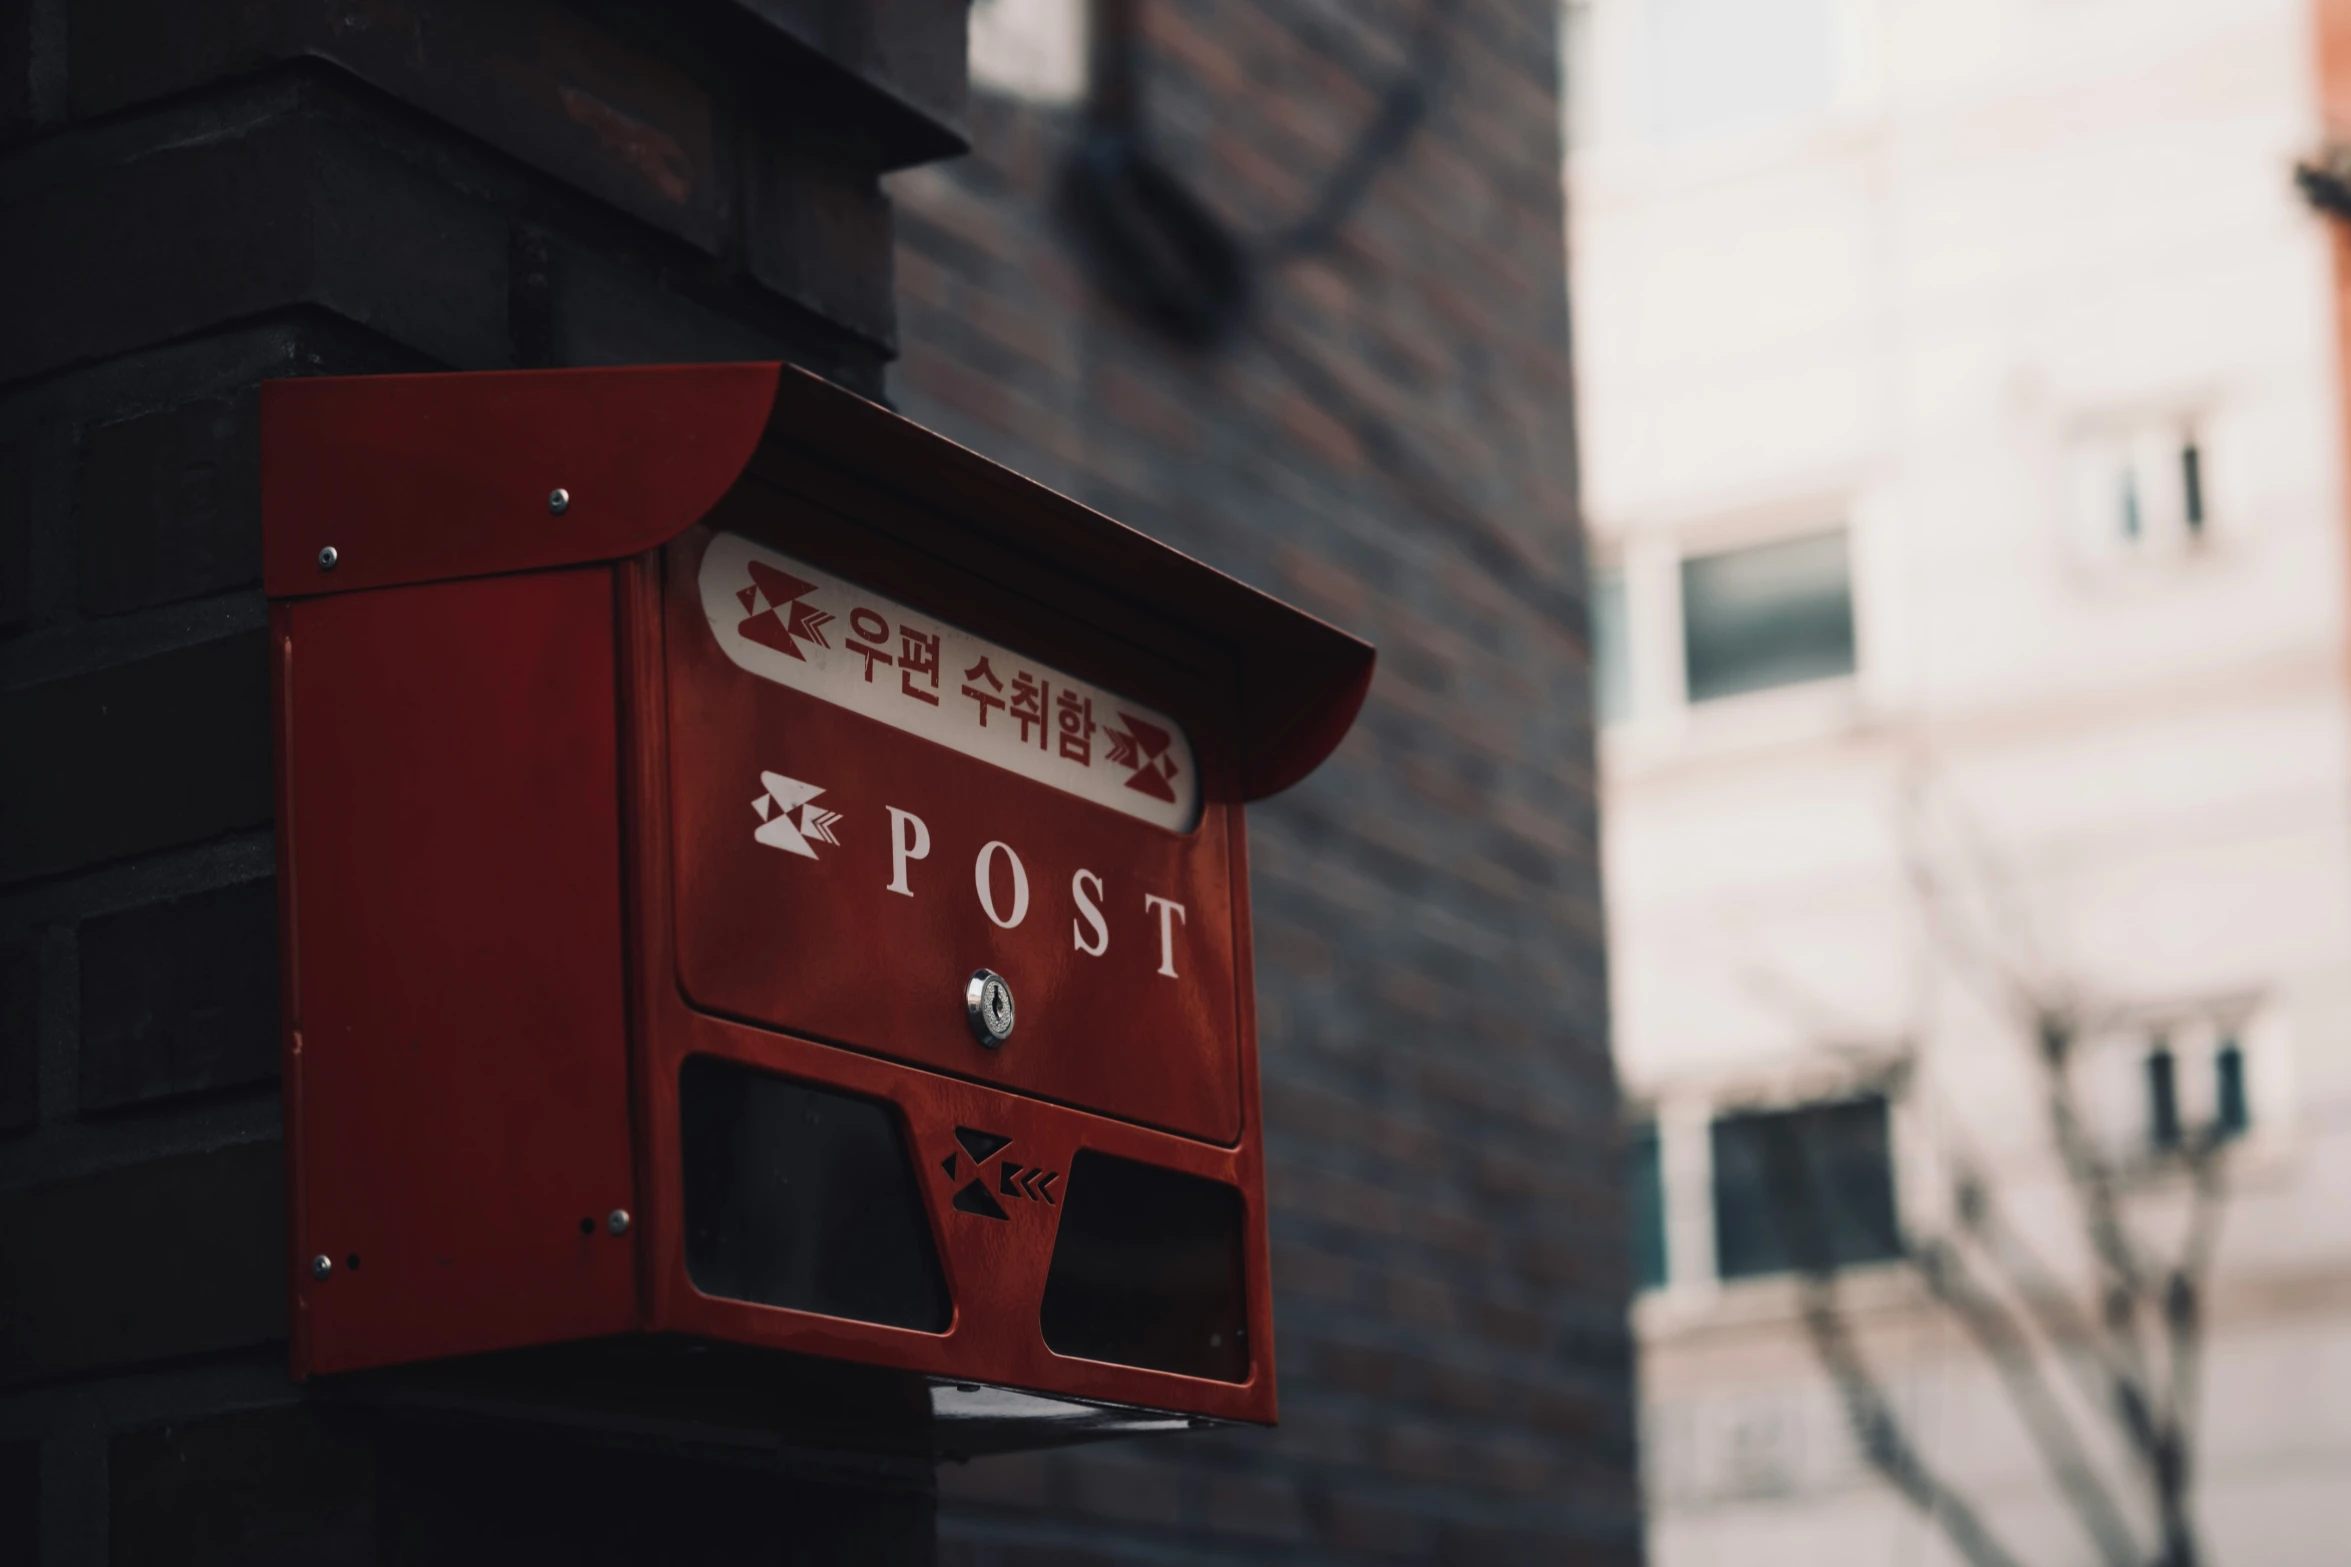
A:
[965,970,1015,1048]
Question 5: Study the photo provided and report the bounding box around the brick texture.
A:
[0,0,1628,1559]
[76,393,262,618]
[0,937,34,1133]
[0,1142,287,1386]
[0,1437,35,1564]
[900,3,1635,1562]
[103,1402,939,1567]
[78,878,279,1113]
[0,3,965,1559]
[0,631,274,885]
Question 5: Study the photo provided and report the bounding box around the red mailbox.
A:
[262,363,1371,1433]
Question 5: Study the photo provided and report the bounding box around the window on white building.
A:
[1710,1096,1900,1280]
[1626,1120,1668,1290]
[2146,1038,2181,1150]
[2066,419,2211,562]
[1680,530,1855,704]
[2142,1020,2253,1153]
[1591,562,1633,724]
[969,0,1090,105]
[2214,1035,2248,1140]
[1642,0,1836,144]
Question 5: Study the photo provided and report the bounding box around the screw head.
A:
[606,1208,631,1236]
[317,546,339,571]
[548,488,570,515]
[965,969,1015,1048]
[310,1254,333,1280]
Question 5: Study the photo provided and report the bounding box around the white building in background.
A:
[1567,0,2351,1562]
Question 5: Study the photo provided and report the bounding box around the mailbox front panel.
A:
[662,525,1247,1145]
[633,1009,1275,1422]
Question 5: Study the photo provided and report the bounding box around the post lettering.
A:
[886,807,930,896]
[1143,894,1186,978]
[1072,869,1109,956]
[976,841,1031,929]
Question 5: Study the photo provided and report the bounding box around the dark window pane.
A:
[1711,1097,1900,1279]
[2147,1047,2180,1150]
[678,1056,949,1332]
[1681,531,1854,703]
[2182,442,2205,534]
[1040,1150,1249,1382]
[1626,1122,1666,1291]
[1591,566,1631,725]
[2214,1041,2247,1139]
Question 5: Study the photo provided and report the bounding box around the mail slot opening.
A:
[679,1056,950,1333]
[1039,1150,1249,1382]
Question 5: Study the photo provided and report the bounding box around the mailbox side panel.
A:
[279,568,641,1375]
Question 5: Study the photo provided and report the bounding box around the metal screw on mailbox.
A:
[548,487,570,515]
[310,1254,333,1280]
[317,546,338,571]
[606,1208,631,1236]
[965,969,1015,1048]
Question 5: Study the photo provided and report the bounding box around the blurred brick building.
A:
[0,1,1628,1562]
[896,4,1632,1562]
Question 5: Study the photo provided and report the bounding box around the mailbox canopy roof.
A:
[263,363,1374,802]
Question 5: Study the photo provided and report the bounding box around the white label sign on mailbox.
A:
[699,531,1200,832]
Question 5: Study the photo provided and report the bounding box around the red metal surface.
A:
[662,526,1246,1144]
[278,569,642,1376]
[644,1013,1275,1423]
[616,555,1277,1422]
[260,362,778,599]
[259,365,1355,1428]
[261,363,1373,803]
[746,374,1376,802]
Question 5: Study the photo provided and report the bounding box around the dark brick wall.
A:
[892,4,1635,1563]
[0,2,962,1560]
[0,0,1629,1559]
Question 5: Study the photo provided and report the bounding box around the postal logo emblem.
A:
[736,560,832,660]
[1105,712,1180,803]
[751,772,841,859]
[938,1127,1058,1221]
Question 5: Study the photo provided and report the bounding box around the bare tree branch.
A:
[1894,771,2046,1024]
[2033,1013,2161,1386]
[1752,1116,2038,1567]
[1760,766,2231,1567]
[1797,1276,2033,1567]
[1914,1238,2144,1567]
[2139,1136,2228,1567]
[1962,1174,2162,1466]
[2165,1137,2228,1437]
[1900,849,2039,1027]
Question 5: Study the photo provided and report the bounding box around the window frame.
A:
[1677,528,1859,707]
[1708,1093,1903,1283]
